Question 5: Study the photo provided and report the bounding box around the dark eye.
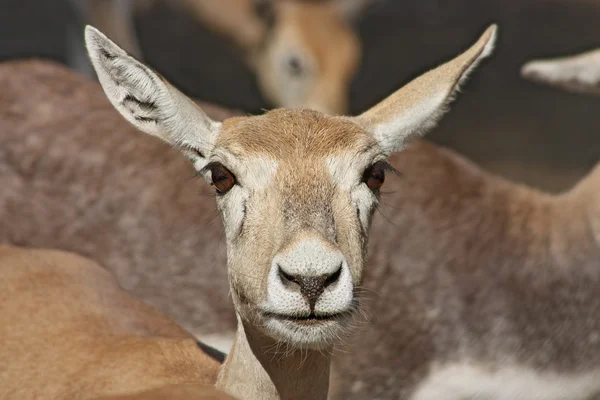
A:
[362,161,385,192]
[209,163,236,195]
[287,56,304,76]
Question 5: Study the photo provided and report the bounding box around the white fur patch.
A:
[193,332,235,355]
[326,152,382,231]
[213,155,278,241]
[370,91,447,154]
[237,156,279,191]
[263,238,353,316]
[325,152,381,190]
[411,363,600,400]
[521,49,600,87]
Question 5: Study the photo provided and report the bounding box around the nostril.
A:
[277,264,297,286]
[324,262,343,288]
[275,261,345,311]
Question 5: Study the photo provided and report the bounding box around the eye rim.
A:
[206,162,236,195]
[362,161,387,192]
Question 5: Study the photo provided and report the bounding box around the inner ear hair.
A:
[85,25,220,162]
[86,26,167,129]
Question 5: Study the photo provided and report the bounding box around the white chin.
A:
[262,314,351,349]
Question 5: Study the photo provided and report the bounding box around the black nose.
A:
[278,264,342,311]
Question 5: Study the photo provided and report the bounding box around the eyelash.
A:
[203,161,237,195]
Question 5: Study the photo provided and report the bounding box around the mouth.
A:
[259,308,357,348]
[263,311,350,325]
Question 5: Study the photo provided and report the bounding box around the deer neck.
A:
[216,318,331,400]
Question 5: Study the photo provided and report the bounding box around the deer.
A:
[70,0,372,115]
[71,21,498,399]
[81,21,500,399]
[521,47,600,96]
[9,23,600,399]
[0,245,237,400]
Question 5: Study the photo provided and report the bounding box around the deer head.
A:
[85,23,497,350]
[245,0,369,115]
[179,0,372,114]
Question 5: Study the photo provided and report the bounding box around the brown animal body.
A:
[0,60,240,337]
[3,28,600,399]
[331,142,600,399]
[0,245,232,400]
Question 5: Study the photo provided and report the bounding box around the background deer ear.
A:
[253,0,277,32]
[329,0,375,24]
[353,24,497,155]
[520,48,600,96]
[85,25,220,172]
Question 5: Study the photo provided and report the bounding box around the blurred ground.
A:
[2,0,599,191]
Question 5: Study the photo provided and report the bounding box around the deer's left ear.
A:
[353,24,497,155]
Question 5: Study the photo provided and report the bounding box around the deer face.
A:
[85,23,497,348]
[208,110,383,347]
[250,1,362,115]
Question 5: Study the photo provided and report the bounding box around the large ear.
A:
[520,48,600,96]
[84,25,220,173]
[254,0,277,32]
[353,24,497,155]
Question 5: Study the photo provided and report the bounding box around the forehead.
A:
[216,109,376,161]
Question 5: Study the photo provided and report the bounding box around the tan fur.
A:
[358,25,496,130]
[521,47,600,95]
[0,245,231,400]
[93,384,235,400]
[82,0,366,114]
[219,109,370,156]
[250,0,361,114]
[175,0,269,49]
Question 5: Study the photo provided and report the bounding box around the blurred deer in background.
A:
[521,47,600,95]
[70,0,373,114]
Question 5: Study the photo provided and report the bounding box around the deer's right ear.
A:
[84,25,220,172]
[353,24,497,155]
